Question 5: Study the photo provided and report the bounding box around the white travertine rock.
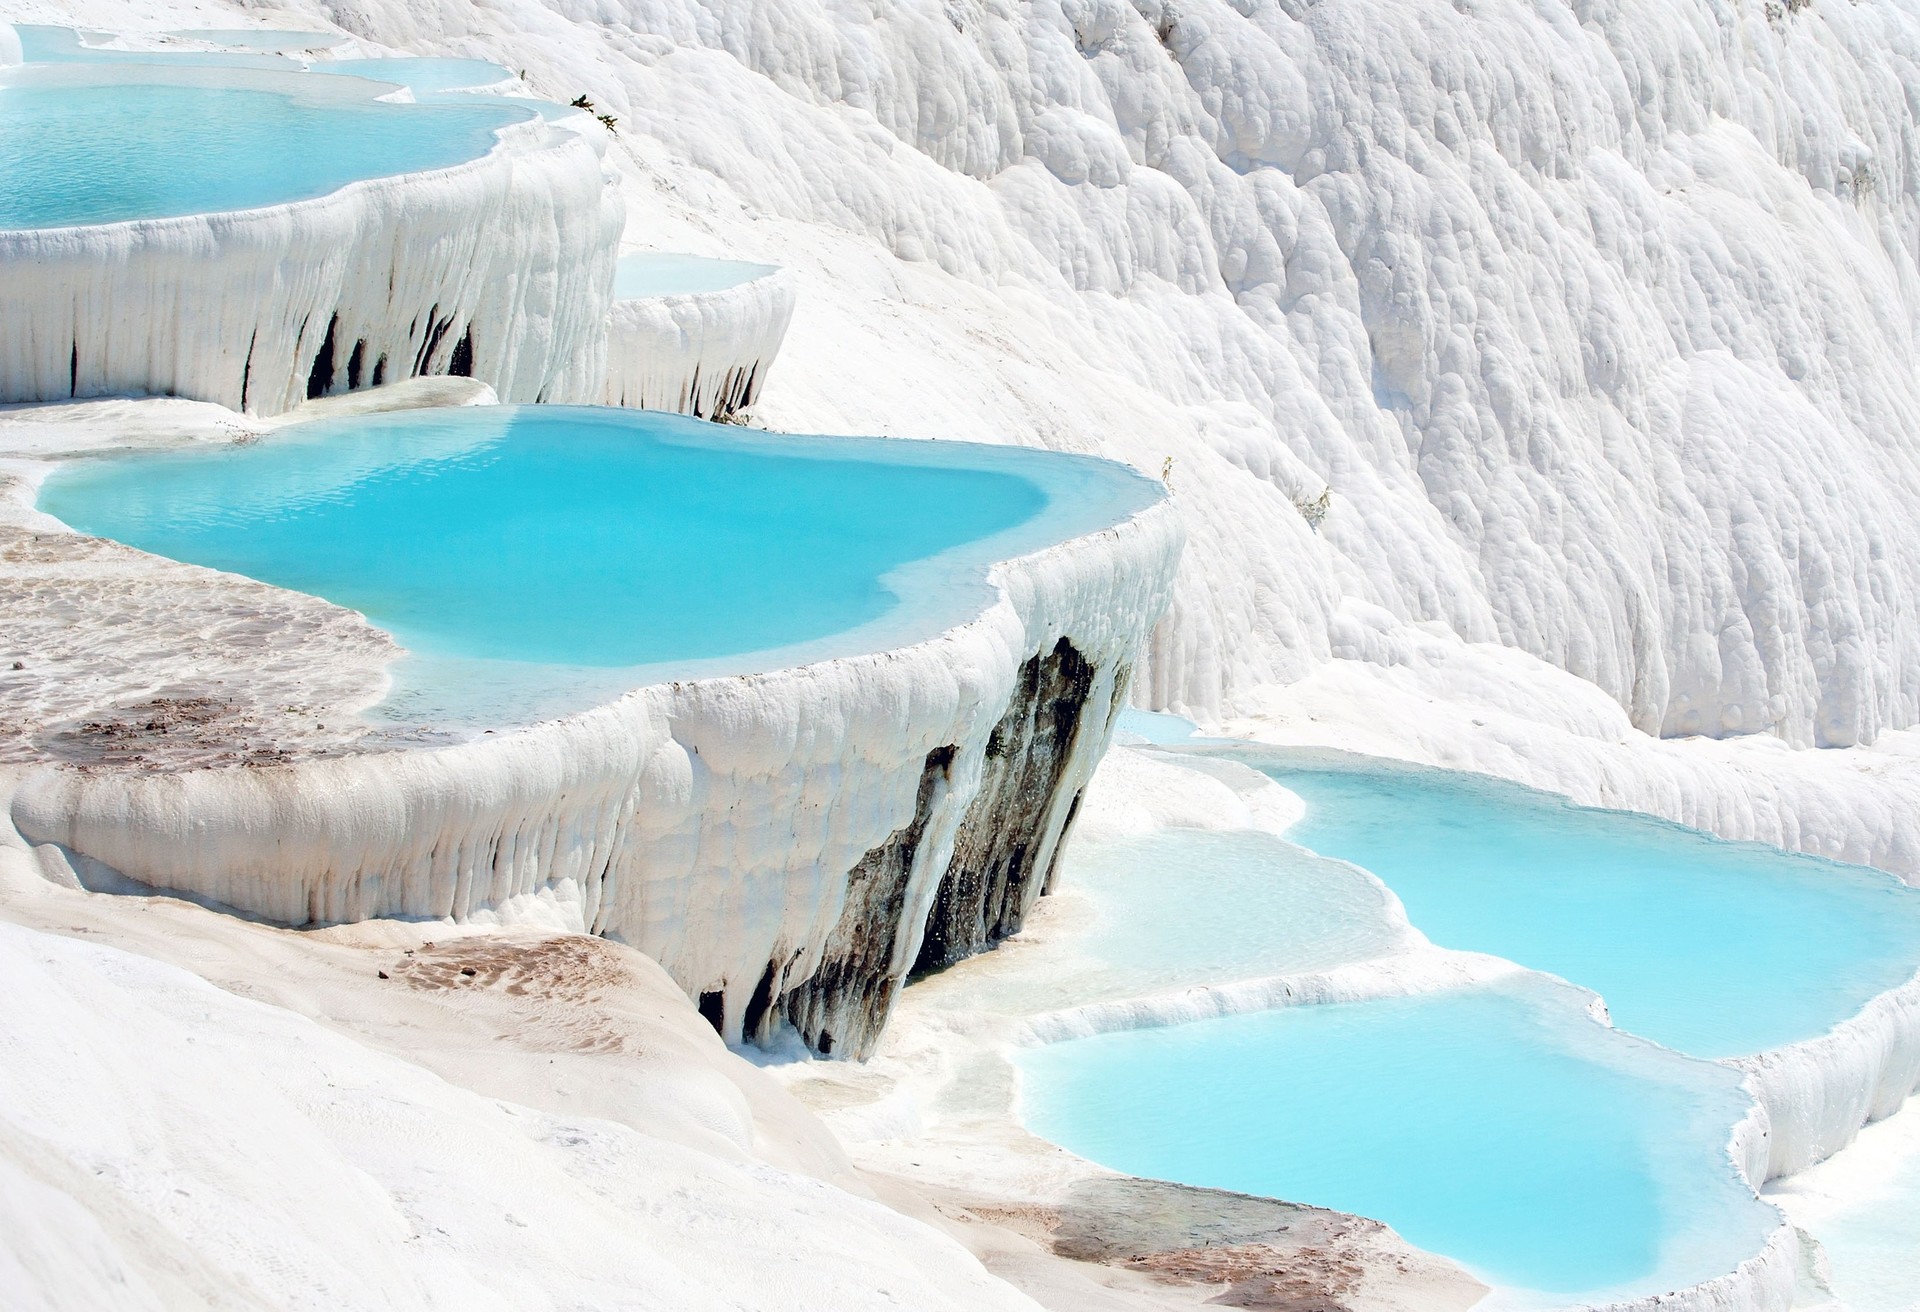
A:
[603,266,796,420]
[0,914,1045,1312]
[1731,967,1920,1181]
[7,478,1181,1057]
[0,66,622,417]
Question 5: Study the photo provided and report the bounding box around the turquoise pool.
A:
[1001,743,1920,1302]
[614,252,779,299]
[1017,975,1781,1306]
[1244,752,1920,1058]
[38,406,1159,721]
[0,63,526,229]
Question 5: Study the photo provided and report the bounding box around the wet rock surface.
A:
[960,1175,1482,1312]
[1050,1177,1379,1310]
[0,522,394,767]
[777,745,956,1058]
[733,637,1136,1059]
[916,638,1108,974]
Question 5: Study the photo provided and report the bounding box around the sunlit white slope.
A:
[0,918,1039,1312]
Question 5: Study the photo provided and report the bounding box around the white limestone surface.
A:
[1730,969,1920,1182]
[0,909,1045,1312]
[603,261,797,420]
[0,63,622,417]
[1767,1093,1920,1312]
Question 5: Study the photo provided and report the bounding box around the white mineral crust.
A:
[603,264,797,419]
[0,65,622,417]
[0,894,1046,1312]
[8,0,1920,1302]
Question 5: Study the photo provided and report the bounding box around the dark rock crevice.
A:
[415,306,455,376]
[914,637,1106,975]
[697,989,726,1035]
[448,327,475,378]
[239,330,258,410]
[305,313,340,399]
[753,637,1130,1058]
[773,744,957,1058]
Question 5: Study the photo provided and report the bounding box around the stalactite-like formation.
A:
[602,269,795,422]
[1,108,621,416]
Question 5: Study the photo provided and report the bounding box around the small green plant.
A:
[1294,486,1332,531]
[569,95,618,133]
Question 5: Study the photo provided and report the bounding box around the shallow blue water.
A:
[310,57,515,93]
[39,407,1157,719]
[169,28,347,52]
[1017,976,1779,1304]
[0,65,523,229]
[614,252,778,298]
[954,828,1407,1013]
[1011,745,1920,1300]
[1110,708,1198,745]
[1248,754,1920,1058]
[12,24,298,68]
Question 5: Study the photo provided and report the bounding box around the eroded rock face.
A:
[774,745,956,1057]
[602,270,796,423]
[915,638,1115,975]
[729,638,1129,1059]
[1,114,620,417]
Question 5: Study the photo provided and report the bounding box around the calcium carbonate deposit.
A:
[8,0,1920,1308]
[603,253,796,418]
[10,0,1920,754]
